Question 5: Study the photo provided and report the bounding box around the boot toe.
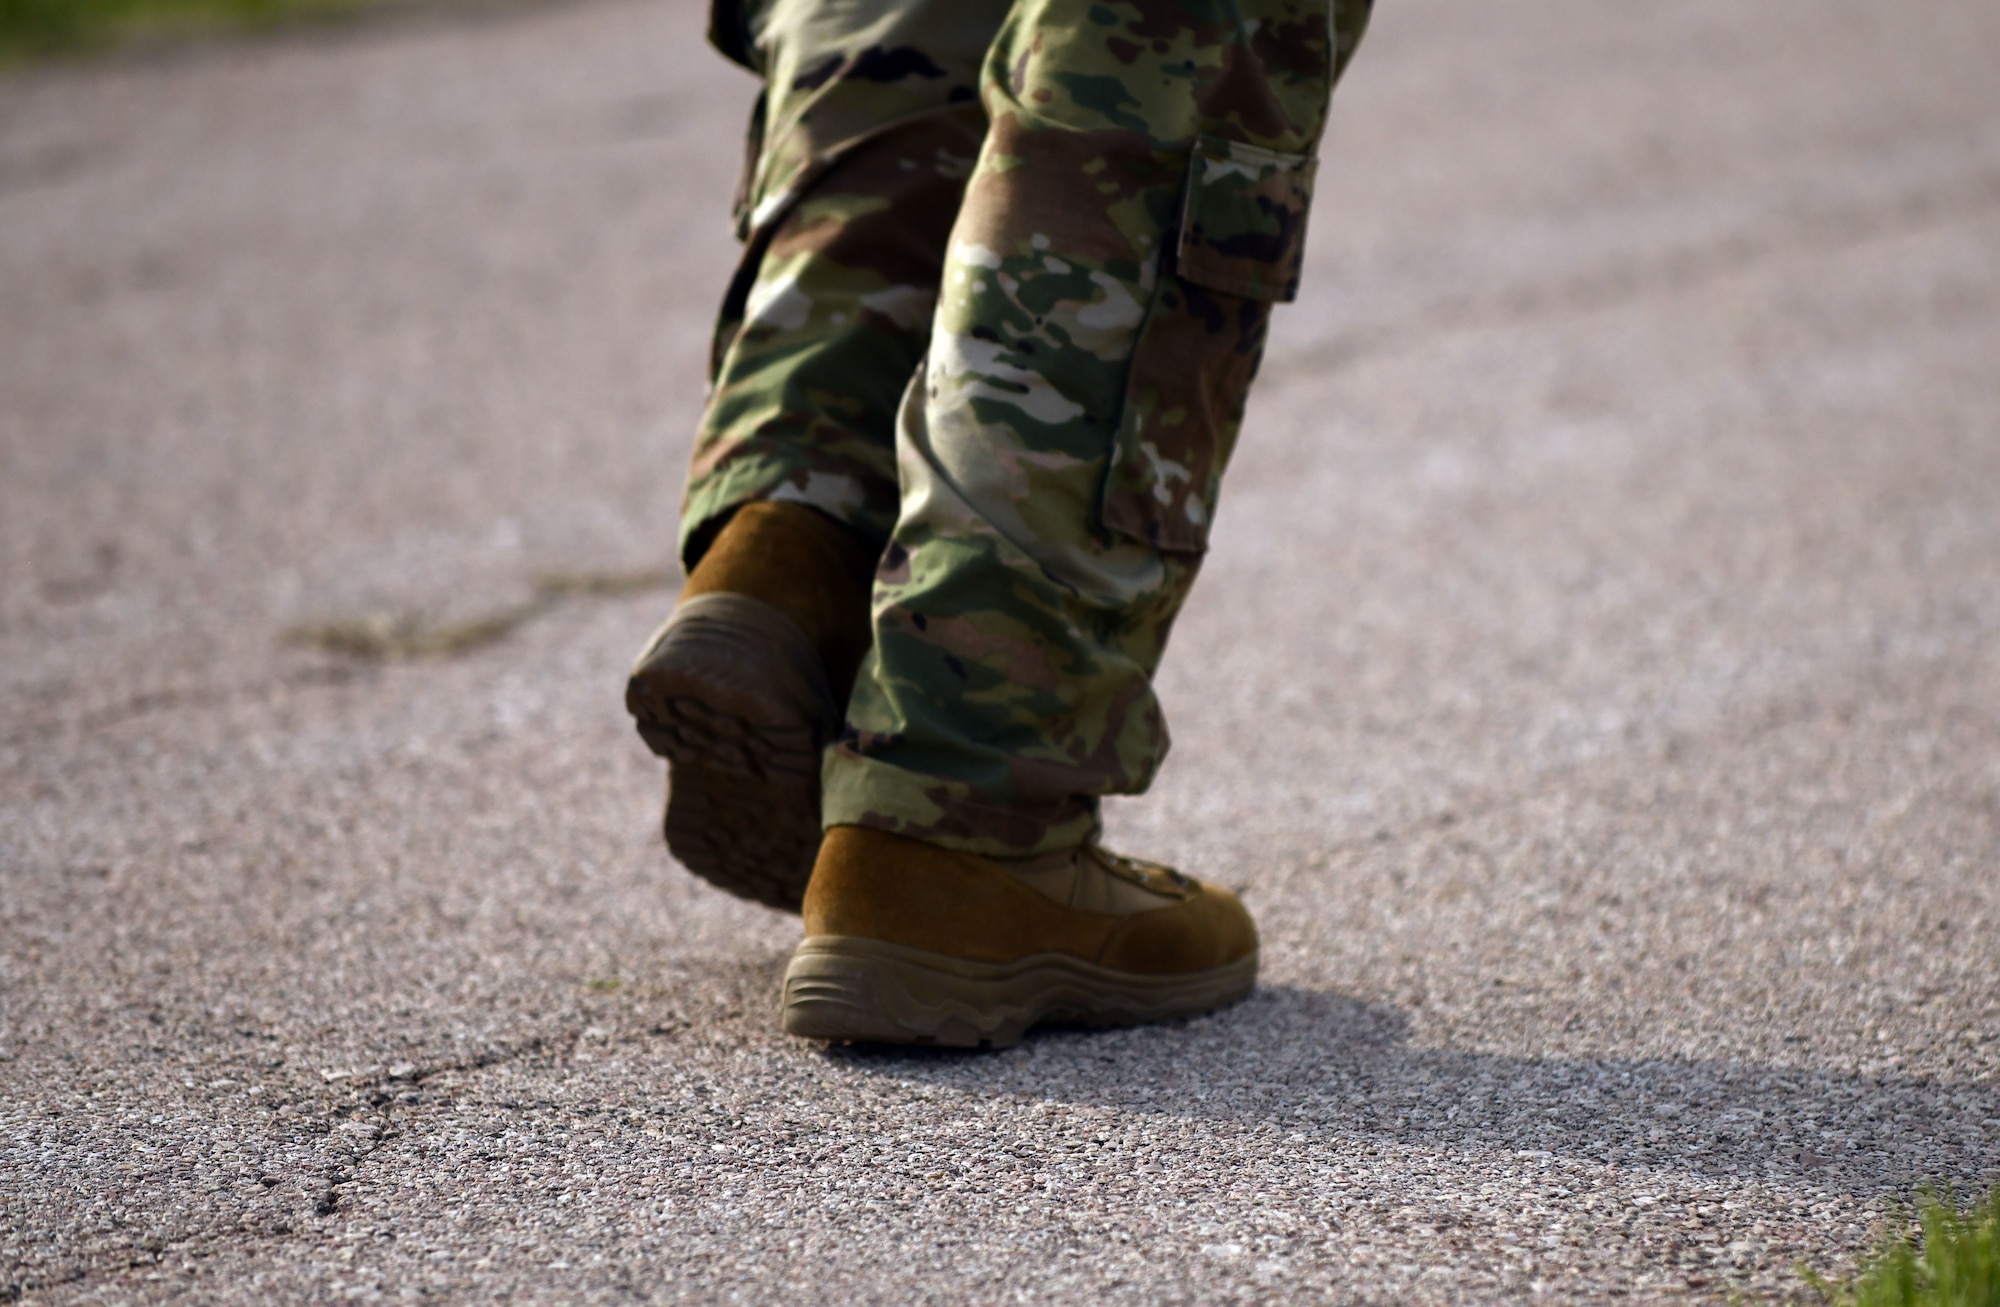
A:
[1099,879,1258,976]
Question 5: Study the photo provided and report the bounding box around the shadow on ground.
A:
[825,984,1999,1198]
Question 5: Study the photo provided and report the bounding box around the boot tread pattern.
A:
[625,594,833,912]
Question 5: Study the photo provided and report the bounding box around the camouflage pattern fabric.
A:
[681,0,1009,559]
[684,0,1372,856]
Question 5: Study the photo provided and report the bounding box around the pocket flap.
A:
[1175,137,1318,303]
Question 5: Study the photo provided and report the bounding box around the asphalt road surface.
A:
[4,0,1999,1300]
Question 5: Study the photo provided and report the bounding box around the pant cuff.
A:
[679,465,891,573]
[820,747,1100,859]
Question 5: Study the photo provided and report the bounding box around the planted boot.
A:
[626,502,875,911]
[782,826,1258,1047]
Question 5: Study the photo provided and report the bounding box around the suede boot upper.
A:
[802,825,1257,976]
[681,500,876,699]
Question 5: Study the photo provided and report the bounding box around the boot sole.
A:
[626,593,835,913]
[781,935,1258,1049]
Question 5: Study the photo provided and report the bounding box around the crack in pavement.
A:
[282,565,677,662]
[0,565,677,749]
[2,1031,593,1302]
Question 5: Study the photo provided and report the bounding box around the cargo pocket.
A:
[1101,137,1318,553]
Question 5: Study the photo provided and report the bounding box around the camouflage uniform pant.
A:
[683,0,1372,856]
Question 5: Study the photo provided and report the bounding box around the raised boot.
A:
[782,826,1258,1047]
[626,502,875,911]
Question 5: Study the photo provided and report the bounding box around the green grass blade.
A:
[1802,1187,2000,1307]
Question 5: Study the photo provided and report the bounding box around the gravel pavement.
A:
[4,0,1999,1300]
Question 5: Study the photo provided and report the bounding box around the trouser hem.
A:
[680,473,893,574]
[821,749,1101,860]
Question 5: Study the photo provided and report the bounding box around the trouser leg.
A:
[824,0,1374,855]
[678,0,1012,567]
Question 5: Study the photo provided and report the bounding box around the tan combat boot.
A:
[626,502,875,911]
[782,826,1258,1047]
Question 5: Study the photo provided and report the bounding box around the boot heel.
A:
[626,593,835,911]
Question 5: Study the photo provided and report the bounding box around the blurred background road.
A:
[3,0,1998,1300]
